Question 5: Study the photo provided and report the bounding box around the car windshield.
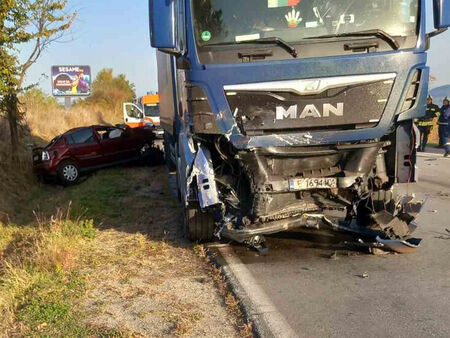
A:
[192,0,419,46]
[144,104,159,117]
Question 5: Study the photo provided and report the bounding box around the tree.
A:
[83,68,136,116]
[0,0,76,158]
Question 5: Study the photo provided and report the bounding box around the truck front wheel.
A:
[184,203,215,242]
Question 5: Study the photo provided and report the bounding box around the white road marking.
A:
[215,245,298,338]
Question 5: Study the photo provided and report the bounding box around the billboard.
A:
[51,65,91,97]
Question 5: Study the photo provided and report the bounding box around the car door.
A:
[66,127,103,168]
[98,127,137,163]
[123,103,144,128]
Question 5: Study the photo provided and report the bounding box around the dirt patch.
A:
[81,231,239,337]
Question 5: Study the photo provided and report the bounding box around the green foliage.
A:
[0,0,76,154]
[0,0,76,95]
[78,219,96,239]
[82,68,136,115]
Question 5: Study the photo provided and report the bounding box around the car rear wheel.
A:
[57,161,80,186]
[184,202,215,242]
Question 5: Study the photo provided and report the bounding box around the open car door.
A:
[123,102,144,128]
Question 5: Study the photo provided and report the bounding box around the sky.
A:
[21,0,450,98]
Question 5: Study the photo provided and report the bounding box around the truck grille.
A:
[225,74,395,135]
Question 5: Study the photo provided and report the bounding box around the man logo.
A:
[276,103,344,120]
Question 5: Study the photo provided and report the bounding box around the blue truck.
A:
[149,0,449,249]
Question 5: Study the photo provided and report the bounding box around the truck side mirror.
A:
[433,0,450,29]
[149,0,182,55]
[426,0,449,42]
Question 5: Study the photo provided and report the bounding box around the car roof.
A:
[63,125,124,136]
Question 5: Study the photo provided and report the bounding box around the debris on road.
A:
[360,272,369,278]
[329,251,338,260]
[376,236,422,254]
[435,228,450,240]
[370,247,391,255]
[301,267,313,271]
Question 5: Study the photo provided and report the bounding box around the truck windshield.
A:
[144,105,159,117]
[192,0,419,47]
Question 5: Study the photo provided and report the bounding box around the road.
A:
[211,154,450,338]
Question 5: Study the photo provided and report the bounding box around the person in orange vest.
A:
[416,95,439,152]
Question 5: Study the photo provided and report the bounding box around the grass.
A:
[0,86,246,336]
[0,167,152,336]
[0,211,103,336]
[0,165,182,337]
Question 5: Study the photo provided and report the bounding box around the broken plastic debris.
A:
[376,236,422,254]
[329,251,338,260]
[370,247,390,255]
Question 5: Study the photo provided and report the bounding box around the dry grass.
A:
[0,206,97,336]
[0,119,35,221]
[21,88,123,143]
[0,165,243,337]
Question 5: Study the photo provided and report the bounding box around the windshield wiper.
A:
[207,37,298,58]
[236,37,298,58]
[306,29,400,50]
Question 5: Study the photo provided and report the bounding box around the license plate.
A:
[289,177,337,191]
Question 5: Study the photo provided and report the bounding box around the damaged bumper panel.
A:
[220,194,424,253]
[188,137,424,254]
[190,146,221,209]
[221,214,325,243]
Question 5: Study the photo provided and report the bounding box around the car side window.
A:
[67,128,96,145]
[108,128,123,139]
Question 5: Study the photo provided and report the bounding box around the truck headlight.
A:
[42,151,50,161]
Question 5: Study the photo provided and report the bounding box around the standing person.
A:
[438,97,449,147]
[417,95,440,151]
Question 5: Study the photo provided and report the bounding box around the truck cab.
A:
[150,0,449,246]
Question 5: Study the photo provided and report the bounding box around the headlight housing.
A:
[42,151,50,161]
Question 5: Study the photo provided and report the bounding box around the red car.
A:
[33,125,158,185]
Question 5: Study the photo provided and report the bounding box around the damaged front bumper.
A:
[186,140,424,253]
[220,193,424,254]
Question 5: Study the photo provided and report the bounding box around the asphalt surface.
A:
[212,154,450,338]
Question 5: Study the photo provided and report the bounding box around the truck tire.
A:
[184,203,215,242]
[57,161,80,186]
